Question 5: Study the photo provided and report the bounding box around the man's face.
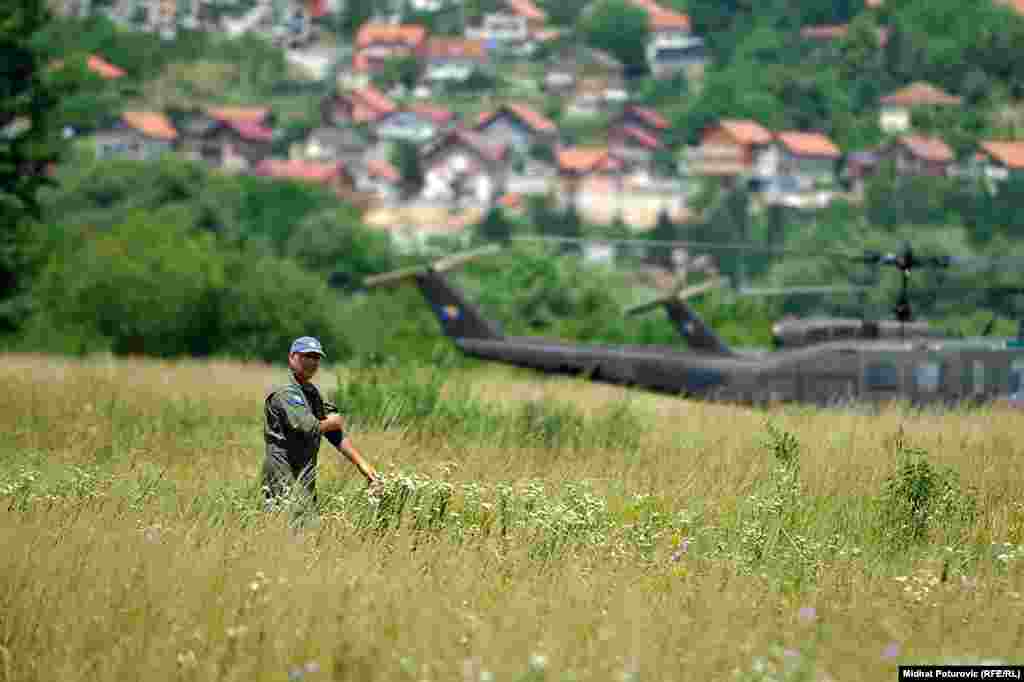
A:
[289,352,321,383]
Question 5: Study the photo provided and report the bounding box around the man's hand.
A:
[318,413,345,434]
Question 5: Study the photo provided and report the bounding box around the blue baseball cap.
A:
[290,336,326,357]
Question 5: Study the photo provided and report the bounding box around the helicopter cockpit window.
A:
[865,362,899,390]
[913,362,942,392]
[972,360,986,395]
[807,328,830,344]
[1009,359,1024,397]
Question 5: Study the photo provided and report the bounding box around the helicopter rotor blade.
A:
[735,285,873,297]
[364,244,501,288]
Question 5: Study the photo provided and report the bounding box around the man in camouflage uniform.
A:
[263,336,378,513]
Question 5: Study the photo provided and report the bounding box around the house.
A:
[884,135,955,177]
[543,46,624,95]
[300,126,371,165]
[686,119,775,178]
[50,53,126,81]
[353,24,428,74]
[93,111,177,160]
[556,146,624,178]
[842,150,880,195]
[625,0,704,78]
[879,82,962,134]
[421,128,510,204]
[374,104,454,143]
[354,158,403,201]
[972,141,1024,185]
[800,24,890,60]
[504,0,547,35]
[616,104,670,140]
[609,125,662,169]
[770,131,841,197]
[420,37,489,84]
[179,106,274,170]
[565,75,628,117]
[254,158,357,197]
[321,85,396,127]
[465,13,534,56]
[475,103,557,153]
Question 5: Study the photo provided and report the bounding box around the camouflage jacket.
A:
[264,373,340,478]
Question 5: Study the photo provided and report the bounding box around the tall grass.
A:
[1,354,1022,681]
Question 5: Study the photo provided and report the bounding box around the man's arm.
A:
[336,435,378,485]
[319,412,377,484]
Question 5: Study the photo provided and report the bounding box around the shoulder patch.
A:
[286,392,306,406]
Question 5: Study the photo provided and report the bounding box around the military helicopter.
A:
[620,244,949,351]
[364,244,1024,407]
[521,235,1022,350]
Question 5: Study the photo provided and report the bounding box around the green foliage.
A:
[1,0,79,332]
[37,16,290,102]
[285,207,397,290]
[879,431,977,549]
[372,55,421,91]
[390,140,424,199]
[474,206,514,244]
[538,0,591,27]
[577,0,650,74]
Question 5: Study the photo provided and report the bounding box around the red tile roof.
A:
[776,131,840,158]
[121,111,177,141]
[350,85,397,123]
[228,120,274,143]
[51,53,125,80]
[628,0,691,31]
[627,105,670,130]
[557,147,622,173]
[423,37,488,61]
[255,159,345,183]
[505,0,546,21]
[366,158,401,183]
[800,24,849,40]
[897,135,953,163]
[429,128,508,163]
[880,82,961,107]
[409,103,455,126]
[980,141,1024,170]
[498,192,524,208]
[207,106,271,125]
[478,103,556,134]
[619,125,661,150]
[800,24,890,46]
[87,55,125,79]
[718,119,773,146]
[355,24,428,49]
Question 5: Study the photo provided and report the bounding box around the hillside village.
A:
[41,0,1024,247]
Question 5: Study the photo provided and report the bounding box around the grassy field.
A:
[1,353,1022,681]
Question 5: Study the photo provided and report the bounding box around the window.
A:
[865,362,899,390]
[973,360,985,395]
[1010,359,1024,397]
[914,362,942,392]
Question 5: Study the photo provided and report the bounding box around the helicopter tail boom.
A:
[364,246,505,341]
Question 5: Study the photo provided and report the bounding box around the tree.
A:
[1,0,78,333]
[577,0,650,75]
[340,0,375,38]
[390,141,424,199]
[285,207,397,291]
[374,55,421,91]
[475,206,514,244]
[645,207,679,269]
[539,0,591,27]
